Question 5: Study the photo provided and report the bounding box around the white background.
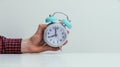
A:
[0,0,120,53]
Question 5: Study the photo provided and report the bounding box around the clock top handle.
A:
[45,12,72,29]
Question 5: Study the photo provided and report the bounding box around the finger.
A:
[39,40,45,46]
[48,47,60,51]
[67,30,69,34]
[35,24,47,35]
[43,45,60,51]
[58,40,68,50]
[35,24,42,35]
[63,40,68,46]
[60,22,63,25]
[42,40,68,50]
[40,24,48,30]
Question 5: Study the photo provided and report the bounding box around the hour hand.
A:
[48,35,55,38]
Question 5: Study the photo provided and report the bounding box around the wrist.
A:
[21,39,31,53]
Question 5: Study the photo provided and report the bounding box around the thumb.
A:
[35,24,47,35]
[35,24,42,35]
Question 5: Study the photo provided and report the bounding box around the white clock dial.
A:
[44,23,67,47]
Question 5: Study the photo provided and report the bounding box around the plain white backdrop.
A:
[0,0,120,53]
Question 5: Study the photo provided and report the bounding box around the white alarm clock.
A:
[44,12,72,47]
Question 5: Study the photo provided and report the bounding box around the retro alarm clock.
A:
[44,12,72,47]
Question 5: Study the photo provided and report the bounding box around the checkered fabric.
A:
[0,36,22,54]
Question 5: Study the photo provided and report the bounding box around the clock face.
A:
[44,23,67,47]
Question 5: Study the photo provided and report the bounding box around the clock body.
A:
[44,23,67,47]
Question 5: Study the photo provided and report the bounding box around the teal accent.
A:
[45,16,57,23]
[61,19,72,29]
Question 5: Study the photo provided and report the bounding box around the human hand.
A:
[21,24,68,53]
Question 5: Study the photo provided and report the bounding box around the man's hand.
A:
[21,24,68,53]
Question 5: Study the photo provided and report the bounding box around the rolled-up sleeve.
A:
[0,36,22,54]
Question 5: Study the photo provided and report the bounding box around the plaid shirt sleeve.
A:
[0,36,22,54]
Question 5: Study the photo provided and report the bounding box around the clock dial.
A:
[44,23,67,47]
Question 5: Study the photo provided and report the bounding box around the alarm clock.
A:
[44,12,72,47]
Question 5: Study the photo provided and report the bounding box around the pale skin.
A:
[21,24,68,53]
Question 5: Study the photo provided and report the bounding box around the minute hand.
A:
[55,27,57,36]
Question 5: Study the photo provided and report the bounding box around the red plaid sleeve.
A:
[0,36,22,54]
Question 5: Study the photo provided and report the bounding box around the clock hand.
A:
[55,27,57,36]
[48,35,56,38]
